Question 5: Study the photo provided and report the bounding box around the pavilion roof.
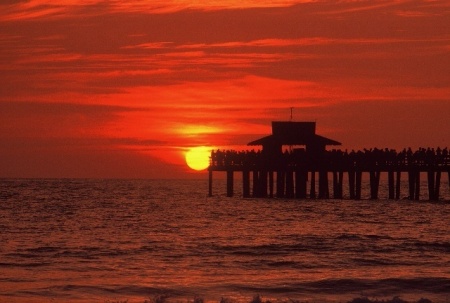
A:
[247,134,341,146]
[247,121,341,146]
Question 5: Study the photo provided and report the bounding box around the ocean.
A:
[0,178,449,303]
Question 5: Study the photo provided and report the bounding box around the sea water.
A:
[0,178,449,303]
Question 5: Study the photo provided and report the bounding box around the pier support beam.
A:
[333,171,343,199]
[226,170,234,197]
[415,171,420,200]
[310,171,316,199]
[269,171,274,198]
[408,169,420,200]
[388,170,395,199]
[435,170,441,201]
[370,170,381,199]
[295,169,308,199]
[260,170,268,198]
[348,170,362,199]
[286,170,295,198]
[427,170,441,201]
[396,171,401,200]
[318,170,329,199]
[243,170,250,198]
[427,169,435,201]
[408,170,415,200]
[252,170,259,197]
[276,170,285,198]
[389,170,402,199]
[349,170,355,200]
[355,171,362,200]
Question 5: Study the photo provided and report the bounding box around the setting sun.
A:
[185,146,211,171]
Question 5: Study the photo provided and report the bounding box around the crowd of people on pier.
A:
[210,147,450,169]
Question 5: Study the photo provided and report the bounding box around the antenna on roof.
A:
[290,107,294,121]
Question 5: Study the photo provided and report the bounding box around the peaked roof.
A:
[247,134,341,146]
[248,121,341,146]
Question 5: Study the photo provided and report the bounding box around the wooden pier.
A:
[208,121,450,201]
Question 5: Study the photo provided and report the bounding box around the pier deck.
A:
[208,148,450,201]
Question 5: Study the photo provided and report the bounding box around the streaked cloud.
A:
[1,0,316,21]
[1,0,449,177]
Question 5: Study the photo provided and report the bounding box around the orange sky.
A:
[1,0,449,178]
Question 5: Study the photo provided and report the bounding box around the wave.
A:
[210,236,450,261]
[306,278,450,294]
[230,277,450,294]
[0,261,51,268]
[2,279,449,303]
[348,297,433,303]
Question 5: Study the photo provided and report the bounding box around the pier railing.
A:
[208,148,450,201]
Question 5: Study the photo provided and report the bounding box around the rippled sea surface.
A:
[0,178,449,303]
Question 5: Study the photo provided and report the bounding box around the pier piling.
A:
[396,171,401,200]
[269,171,274,198]
[318,170,329,199]
[243,170,250,198]
[226,170,234,197]
[252,170,258,197]
[370,171,381,199]
[276,171,285,198]
[310,171,316,199]
[415,170,421,200]
[333,171,344,199]
[296,170,308,199]
[286,170,295,198]
[349,170,356,199]
[355,171,362,200]
[388,170,395,199]
[427,170,442,201]
[435,171,441,201]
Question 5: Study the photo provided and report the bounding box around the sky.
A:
[1,0,449,178]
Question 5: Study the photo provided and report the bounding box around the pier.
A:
[208,121,450,200]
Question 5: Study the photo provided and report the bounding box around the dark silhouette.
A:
[208,121,449,201]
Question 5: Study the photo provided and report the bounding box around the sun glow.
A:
[185,146,211,171]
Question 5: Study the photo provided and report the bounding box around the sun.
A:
[185,146,211,171]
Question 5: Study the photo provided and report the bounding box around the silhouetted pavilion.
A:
[247,121,341,155]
